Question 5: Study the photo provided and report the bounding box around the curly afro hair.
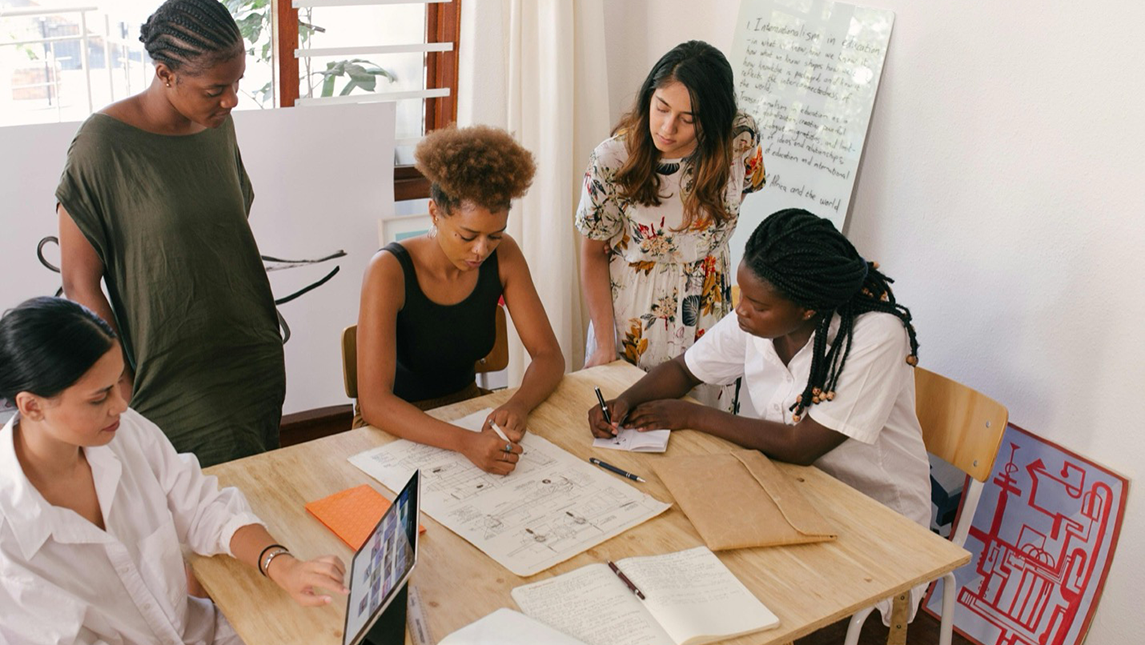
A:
[414,125,536,214]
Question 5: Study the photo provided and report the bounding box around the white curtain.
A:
[458,0,611,384]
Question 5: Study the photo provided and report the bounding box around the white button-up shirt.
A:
[0,409,262,644]
[684,311,931,528]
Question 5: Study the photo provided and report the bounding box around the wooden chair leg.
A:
[886,592,909,645]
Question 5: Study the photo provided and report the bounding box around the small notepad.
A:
[305,484,424,550]
[592,428,671,453]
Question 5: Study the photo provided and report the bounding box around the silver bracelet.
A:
[261,548,291,578]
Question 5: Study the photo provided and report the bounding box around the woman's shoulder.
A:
[733,110,759,133]
[852,310,912,345]
[64,114,121,157]
[731,111,760,146]
[366,243,410,282]
[591,133,630,167]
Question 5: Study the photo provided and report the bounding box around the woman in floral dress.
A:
[578,40,766,409]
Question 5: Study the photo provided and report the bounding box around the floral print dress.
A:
[576,111,766,409]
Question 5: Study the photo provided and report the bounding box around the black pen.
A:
[589,457,645,483]
[607,560,646,600]
[594,386,613,426]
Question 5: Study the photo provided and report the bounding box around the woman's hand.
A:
[625,399,698,431]
[266,554,348,607]
[588,397,632,438]
[461,427,522,475]
[485,404,527,442]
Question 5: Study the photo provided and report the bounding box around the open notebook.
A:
[511,546,778,645]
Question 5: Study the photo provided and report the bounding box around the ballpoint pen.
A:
[589,457,645,483]
[607,560,646,600]
[594,386,613,426]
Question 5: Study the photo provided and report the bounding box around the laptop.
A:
[342,470,421,645]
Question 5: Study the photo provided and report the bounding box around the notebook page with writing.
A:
[511,563,674,645]
[620,547,778,645]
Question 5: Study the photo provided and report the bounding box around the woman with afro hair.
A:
[355,125,565,475]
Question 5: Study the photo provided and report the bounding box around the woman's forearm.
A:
[360,392,479,454]
[504,347,565,415]
[580,238,617,353]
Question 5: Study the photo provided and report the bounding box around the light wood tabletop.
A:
[189,362,969,645]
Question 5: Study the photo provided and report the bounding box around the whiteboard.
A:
[728,0,894,268]
[0,102,395,415]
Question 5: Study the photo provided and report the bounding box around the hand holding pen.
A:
[484,404,526,442]
[589,387,630,438]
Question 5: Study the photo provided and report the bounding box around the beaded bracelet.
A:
[258,543,288,577]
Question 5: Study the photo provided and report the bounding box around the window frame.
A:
[273,0,461,200]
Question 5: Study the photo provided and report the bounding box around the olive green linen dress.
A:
[56,114,285,466]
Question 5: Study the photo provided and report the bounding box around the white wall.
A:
[0,103,395,417]
[603,1,1144,643]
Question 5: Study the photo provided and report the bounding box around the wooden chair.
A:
[341,305,509,399]
[844,367,1008,645]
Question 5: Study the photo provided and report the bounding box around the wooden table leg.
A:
[886,592,909,645]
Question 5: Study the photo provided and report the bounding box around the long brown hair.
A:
[613,41,737,230]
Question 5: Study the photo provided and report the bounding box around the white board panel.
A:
[234,102,395,414]
[729,0,894,267]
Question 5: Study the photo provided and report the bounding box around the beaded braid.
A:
[743,209,920,423]
[139,0,243,73]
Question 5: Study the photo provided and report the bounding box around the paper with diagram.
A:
[349,409,671,577]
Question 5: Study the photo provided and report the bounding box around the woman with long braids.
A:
[55,0,285,466]
[588,208,930,619]
[577,40,766,409]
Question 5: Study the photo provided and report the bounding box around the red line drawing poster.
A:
[923,423,1128,645]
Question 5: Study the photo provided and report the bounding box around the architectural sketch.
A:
[349,409,670,577]
[923,424,1126,645]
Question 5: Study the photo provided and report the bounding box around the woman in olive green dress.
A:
[56,0,284,467]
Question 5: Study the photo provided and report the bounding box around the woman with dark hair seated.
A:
[0,297,345,644]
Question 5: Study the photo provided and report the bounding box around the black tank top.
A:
[384,242,503,402]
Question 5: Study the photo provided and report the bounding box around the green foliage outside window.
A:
[224,0,396,107]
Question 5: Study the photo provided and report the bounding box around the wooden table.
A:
[190,362,969,645]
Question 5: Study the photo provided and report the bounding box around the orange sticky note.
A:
[305,484,425,550]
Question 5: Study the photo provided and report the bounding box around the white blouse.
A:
[684,310,931,528]
[0,409,262,645]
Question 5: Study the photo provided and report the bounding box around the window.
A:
[0,4,151,127]
[268,0,460,200]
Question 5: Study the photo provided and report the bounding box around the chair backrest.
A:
[341,305,510,400]
[342,324,359,399]
[914,367,1008,483]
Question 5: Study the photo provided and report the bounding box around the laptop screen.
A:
[342,470,420,645]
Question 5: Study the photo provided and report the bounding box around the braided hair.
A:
[139,0,243,74]
[743,209,919,422]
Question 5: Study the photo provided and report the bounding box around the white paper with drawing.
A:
[593,428,671,453]
[512,546,778,645]
[349,409,671,577]
[728,0,894,267]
